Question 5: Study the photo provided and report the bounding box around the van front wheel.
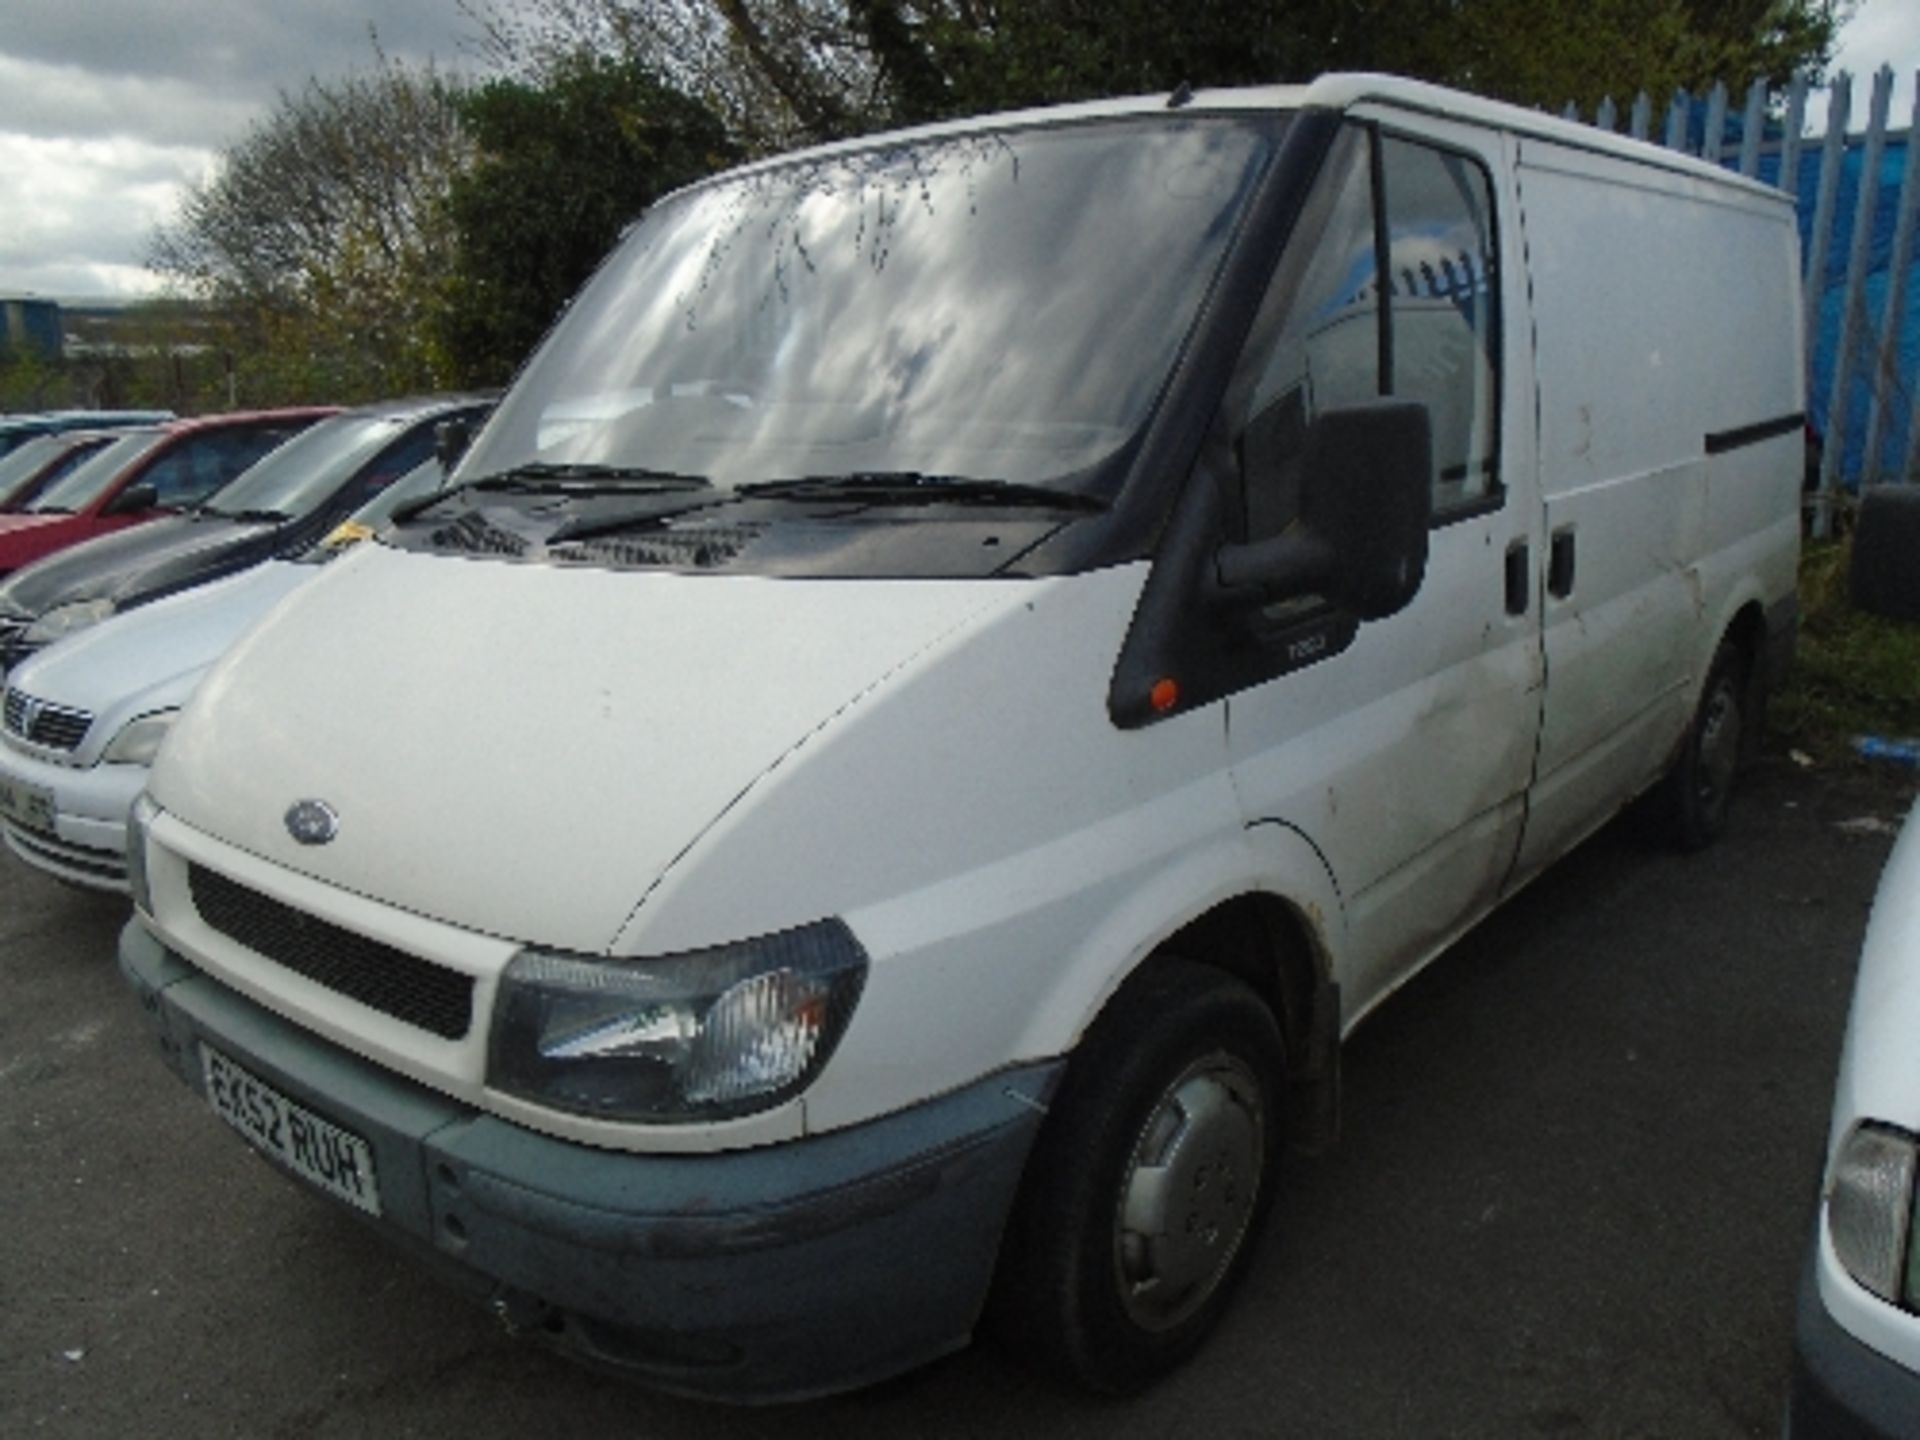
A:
[990,961,1285,1393]
[1657,639,1746,850]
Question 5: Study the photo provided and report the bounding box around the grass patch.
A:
[1770,540,1920,761]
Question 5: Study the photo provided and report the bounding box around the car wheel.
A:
[1658,639,1745,851]
[990,959,1286,1393]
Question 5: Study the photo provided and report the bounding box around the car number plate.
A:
[0,772,54,834]
[201,1045,382,1216]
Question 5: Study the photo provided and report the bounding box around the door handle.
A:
[1504,539,1529,615]
[1548,527,1576,599]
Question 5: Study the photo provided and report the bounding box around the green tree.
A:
[148,53,470,402]
[474,0,1847,145]
[432,55,740,386]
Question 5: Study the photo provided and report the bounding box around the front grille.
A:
[1,820,126,886]
[188,864,474,1040]
[2,686,92,751]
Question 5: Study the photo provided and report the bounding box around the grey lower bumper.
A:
[1787,1242,1920,1440]
[119,920,1061,1402]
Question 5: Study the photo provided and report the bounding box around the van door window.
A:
[1378,136,1501,516]
[1228,125,1502,543]
[1235,126,1379,544]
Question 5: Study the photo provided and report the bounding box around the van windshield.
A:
[460,114,1281,499]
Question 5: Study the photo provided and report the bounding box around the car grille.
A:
[2,686,93,751]
[188,864,474,1040]
[1,819,127,887]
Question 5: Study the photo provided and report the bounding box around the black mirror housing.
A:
[106,482,160,516]
[1215,399,1432,621]
[435,418,475,473]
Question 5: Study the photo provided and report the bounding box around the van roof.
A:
[713,72,1786,207]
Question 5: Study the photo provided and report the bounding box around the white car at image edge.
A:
[0,561,313,887]
[1790,795,1920,1438]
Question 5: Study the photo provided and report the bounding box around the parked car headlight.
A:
[24,598,115,645]
[489,919,868,1123]
[103,709,180,766]
[127,792,160,916]
[1827,1121,1920,1306]
[100,710,179,768]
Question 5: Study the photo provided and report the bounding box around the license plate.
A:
[0,772,53,834]
[201,1046,382,1215]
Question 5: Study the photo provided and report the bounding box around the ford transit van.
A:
[116,74,1803,1400]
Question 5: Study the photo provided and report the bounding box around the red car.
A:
[0,409,337,579]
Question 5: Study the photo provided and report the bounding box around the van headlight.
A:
[1827,1122,1920,1306]
[103,709,179,766]
[488,919,868,1123]
[24,597,115,645]
[127,792,160,916]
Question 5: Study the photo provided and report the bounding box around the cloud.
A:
[0,0,479,300]
[1,0,479,107]
[0,133,213,297]
[0,55,256,148]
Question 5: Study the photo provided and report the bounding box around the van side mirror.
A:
[435,418,475,473]
[106,482,160,516]
[1214,399,1432,621]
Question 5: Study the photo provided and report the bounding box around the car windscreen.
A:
[25,431,163,513]
[459,113,1282,499]
[301,458,448,562]
[0,433,115,509]
[200,414,408,520]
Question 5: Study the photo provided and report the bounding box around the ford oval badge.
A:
[285,800,339,846]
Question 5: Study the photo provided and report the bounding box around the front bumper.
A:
[0,740,141,889]
[1787,1240,1920,1439]
[120,920,1060,1402]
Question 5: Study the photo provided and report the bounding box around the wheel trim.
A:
[1113,1054,1265,1332]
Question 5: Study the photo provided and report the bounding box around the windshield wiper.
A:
[736,472,1107,511]
[203,507,291,524]
[471,462,711,494]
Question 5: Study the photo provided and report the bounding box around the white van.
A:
[118,75,1803,1401]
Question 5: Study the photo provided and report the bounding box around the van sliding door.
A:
[1509,139,1788,876]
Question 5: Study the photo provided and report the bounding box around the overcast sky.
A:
[3,0,1920,302]
[0,0,480,299]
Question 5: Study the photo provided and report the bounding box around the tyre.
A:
[989,960,1286,1393]
[1851,486,1920,622]
[1654,639,1746,851]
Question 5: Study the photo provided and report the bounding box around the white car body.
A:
[0,562,310,888]
[1789,800,1920,1434]
[119,75,1805,1399]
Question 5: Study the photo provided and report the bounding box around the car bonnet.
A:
[149,542,1027,954]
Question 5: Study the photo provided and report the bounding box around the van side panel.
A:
[1512,141,1799,875]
